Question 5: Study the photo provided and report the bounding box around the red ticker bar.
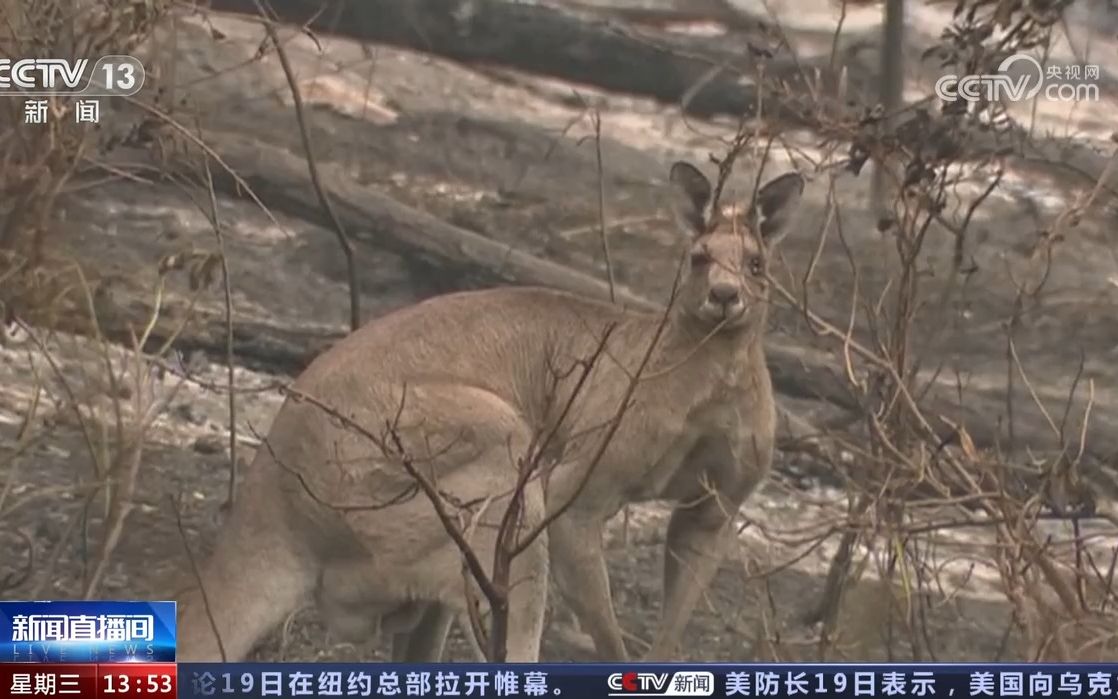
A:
[98,662,177,699]
[0,663,176,699]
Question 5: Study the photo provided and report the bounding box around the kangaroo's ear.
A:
[749,172,805,248]
[668,161,713,235]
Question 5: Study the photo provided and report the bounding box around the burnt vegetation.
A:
[2,0,1118,661]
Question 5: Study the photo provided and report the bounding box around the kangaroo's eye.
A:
[748,256,764,276]
[691,251,712,267]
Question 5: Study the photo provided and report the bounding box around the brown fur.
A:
[175,161,804,662]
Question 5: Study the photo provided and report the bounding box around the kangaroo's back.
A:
[296,286,640,417]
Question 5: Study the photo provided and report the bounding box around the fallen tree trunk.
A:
[553,0,757,31]
[205,0,791,120]
[201,132,658,312]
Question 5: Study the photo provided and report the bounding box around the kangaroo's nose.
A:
[708,284,740,306]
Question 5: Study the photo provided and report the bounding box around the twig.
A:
[591,110,616,303]
[254,2,361,331]
[171,493,227,662]
[201,156,240,508]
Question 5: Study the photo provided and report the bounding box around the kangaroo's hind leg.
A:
[330,382,551,661]
[391,603,455,661]
[176,461,319,662]
[502,517,549,662]
[458,473,549,662]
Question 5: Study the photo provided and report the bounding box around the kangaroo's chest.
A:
[620,393,767,504]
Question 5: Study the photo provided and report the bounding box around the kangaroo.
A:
[175,160,804,663]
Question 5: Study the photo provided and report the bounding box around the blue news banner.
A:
[5,602,1118,698]
[0,600,178,699]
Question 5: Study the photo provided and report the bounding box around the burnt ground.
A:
[3,1,1118,662]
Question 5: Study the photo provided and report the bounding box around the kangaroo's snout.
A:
[707,283,741,308]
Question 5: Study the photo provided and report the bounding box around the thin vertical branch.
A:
[255,4,361,331]
[202,156,239,507]
[592,110,616,303]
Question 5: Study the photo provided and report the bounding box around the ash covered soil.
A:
[3,1,1118,662]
